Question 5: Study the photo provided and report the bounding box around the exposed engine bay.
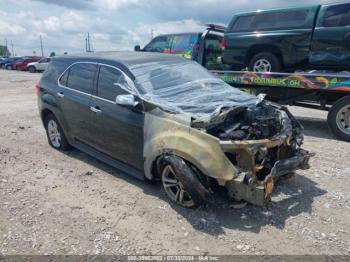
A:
[192,102,302,142]
[191,102,307,187]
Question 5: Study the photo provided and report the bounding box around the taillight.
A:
[221,38,226,50]
[35,83,41,95]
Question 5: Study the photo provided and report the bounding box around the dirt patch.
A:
[0,70,349,255]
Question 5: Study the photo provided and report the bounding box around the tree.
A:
[0,45,11,57]
[49,51,56,57]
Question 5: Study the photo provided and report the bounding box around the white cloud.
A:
[95,0,139,10]
[0,21,26,36]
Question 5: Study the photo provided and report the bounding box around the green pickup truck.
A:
[222,2,350,72]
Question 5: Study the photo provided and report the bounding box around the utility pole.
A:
[4,39,9,56]
[40,35,44,57]
[85,38,88,52]
[10,40,14,57]
[150,28,154,40]
[87,32,92,52]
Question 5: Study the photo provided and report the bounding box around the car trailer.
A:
[211,70,350,142]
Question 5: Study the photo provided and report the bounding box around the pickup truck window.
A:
[231,10,309,32]
[323,3,350,27]
[252,10,309,30]
[231,16,254,32]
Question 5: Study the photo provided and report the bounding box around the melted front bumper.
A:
[225,148,313,206]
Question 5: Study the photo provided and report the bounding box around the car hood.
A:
[129,61,258,121]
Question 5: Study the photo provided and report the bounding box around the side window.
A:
[66,63,97,94]
[97,66,129,101]
[231,16,254,32]
[323,4,350,27]
[252,12,278,30]
[277,10,309,28]
[144,36,170,52]
[59,69,69,86]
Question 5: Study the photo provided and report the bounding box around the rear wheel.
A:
[158,155,209,208]
[28,66,36,73]
[6,65,12,70]
[44,114,71,150]
[328,96,350,142]
[248,52,281,72]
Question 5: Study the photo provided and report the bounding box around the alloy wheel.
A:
[253,59,272,72]
[162,165,195,207]
[47,119,62,148]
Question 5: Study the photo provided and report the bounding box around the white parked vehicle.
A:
[27,58,51,73]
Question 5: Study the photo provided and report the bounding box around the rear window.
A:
[323,3,350,27]
[60,63,97,94]
[231,10,309,32]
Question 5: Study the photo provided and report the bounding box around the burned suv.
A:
[37,52,311,207]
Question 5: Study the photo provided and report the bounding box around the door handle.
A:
[90,106,102,114]
[57,92,64,98]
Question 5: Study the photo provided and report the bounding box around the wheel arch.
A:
[41,108,54,124]
[143,113,238,182]
[245,44,284,68]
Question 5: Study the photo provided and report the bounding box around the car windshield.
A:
[129,60,258,119]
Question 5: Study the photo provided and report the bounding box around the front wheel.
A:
[44,114,71,150]
[158,155,209,208]
[328,96,350,142]
[248,52,281,72]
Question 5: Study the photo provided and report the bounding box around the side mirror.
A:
[134,45,141,51]
[116,94,139,107]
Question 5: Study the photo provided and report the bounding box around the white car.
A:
[27,58,51,73]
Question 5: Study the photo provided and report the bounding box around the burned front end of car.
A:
[130,58,312,207]
[192,101,312,205]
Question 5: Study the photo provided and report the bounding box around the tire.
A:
[248,52,281,72]
[158,155,209,208]
[28,66,36,73]
[44,113,71,150]
[6,65,12,70]
[327,96,350,142]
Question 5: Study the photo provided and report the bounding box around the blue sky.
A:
[0,0,331,56]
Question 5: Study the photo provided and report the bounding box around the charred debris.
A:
[192,101,303,143]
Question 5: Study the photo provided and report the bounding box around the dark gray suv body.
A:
[37,51,311,208]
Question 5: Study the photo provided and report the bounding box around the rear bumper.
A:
[225,148,313,206]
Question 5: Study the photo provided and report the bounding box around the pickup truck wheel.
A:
[28,66,36,73]
[159,155,209,208]
[44,114,71,150]
[6,65,12,70]
[328,96,350,142]
[249,52,281,72]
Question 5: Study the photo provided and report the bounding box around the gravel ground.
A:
[0,70,349,255]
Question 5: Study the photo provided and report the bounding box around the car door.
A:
[90,64,144,170]
[311,3,350,68]
[57,62,98,145]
